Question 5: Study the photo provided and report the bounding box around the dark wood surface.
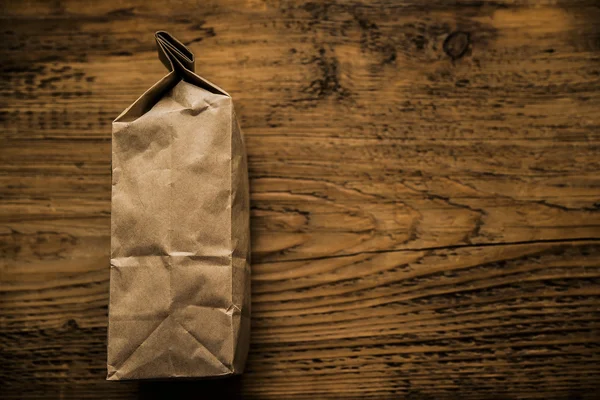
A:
[2,0,600,398]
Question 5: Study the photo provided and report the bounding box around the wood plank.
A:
[1,0,600,398]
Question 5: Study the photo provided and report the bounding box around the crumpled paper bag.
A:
[107,31,250,380]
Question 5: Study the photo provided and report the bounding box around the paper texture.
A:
[107,31,250,380]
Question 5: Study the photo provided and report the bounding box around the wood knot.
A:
[64,319,79,330]
[443,31,470,60]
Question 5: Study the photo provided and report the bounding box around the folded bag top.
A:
[156,30,195,72]
[107,31,251,381]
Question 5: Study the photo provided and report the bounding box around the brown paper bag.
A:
[107,31,250,380]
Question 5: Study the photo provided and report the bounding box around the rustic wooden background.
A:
[2,0,600,398]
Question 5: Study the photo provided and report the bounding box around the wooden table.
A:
[2,0,600,398]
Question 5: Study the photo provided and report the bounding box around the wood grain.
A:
[1,0,600,398]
